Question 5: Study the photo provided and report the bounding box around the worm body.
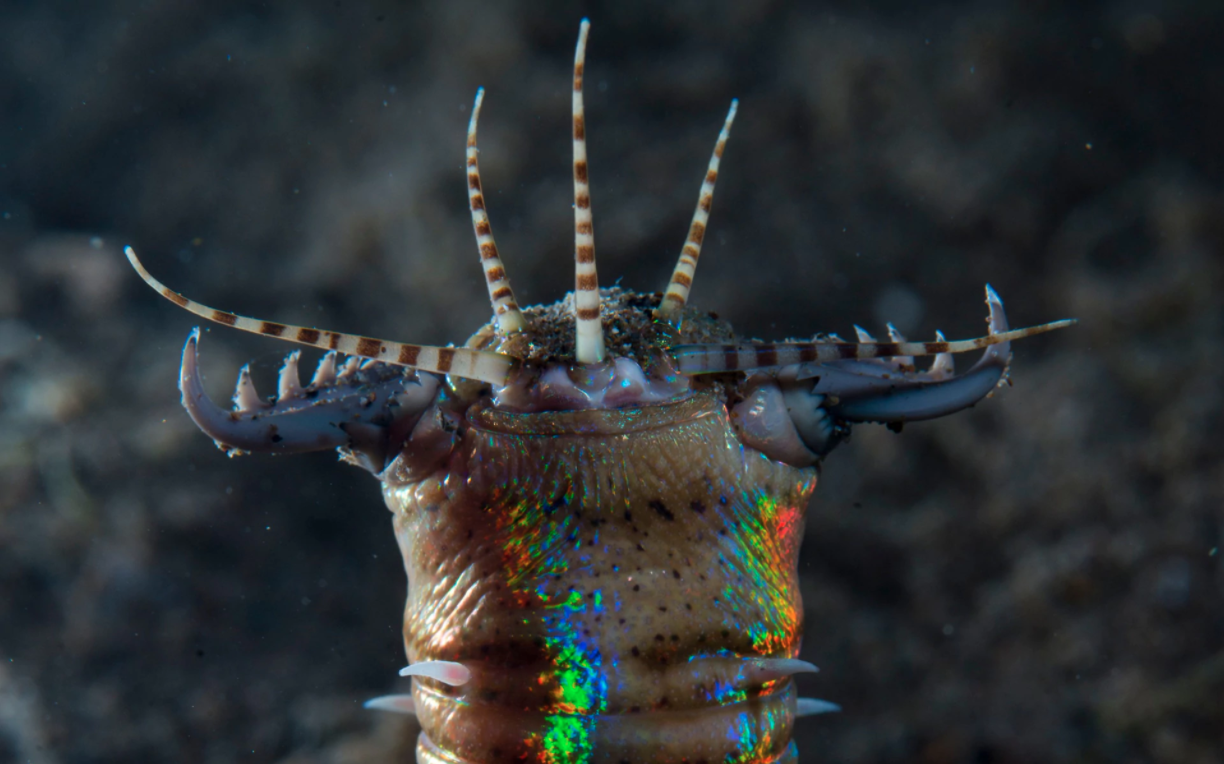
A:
[392,392,813,762]
[127,19,1072,763]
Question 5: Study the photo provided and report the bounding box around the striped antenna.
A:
[671,321,1074,375]
[126,247,517,386]
[571,18,605,364]
[656,99,739,320]
[669,286,1075,375]
[467,87,527,334]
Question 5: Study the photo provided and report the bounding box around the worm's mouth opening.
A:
[466,389,721,437]
[488,354,693,414]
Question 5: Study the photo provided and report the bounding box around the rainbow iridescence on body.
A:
[389,394,815,762]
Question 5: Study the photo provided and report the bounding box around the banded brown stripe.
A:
[162,289,189,307]
[260,322,286,337]
[436,348,456,373]
[212,310,238,326]
[755,345,778,368]
[355,337,383,357]
[296,328,320,344]
[397,345,420,366]
[723,346,739,371]
[688,221,705,245]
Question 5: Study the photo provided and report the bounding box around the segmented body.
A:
[127,19,1071,764]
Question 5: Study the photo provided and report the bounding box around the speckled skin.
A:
[384,391,816,763]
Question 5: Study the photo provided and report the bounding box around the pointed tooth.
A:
[984,284,1008,334]
[399,660,472,686]
[359,358,378,370]
[310,351,337,388]
[233,364,269,412]
[796,698,842,717]
[930,330,955,379]
[885,323,915,371]
[826,333,847,343]
[277,350,304,401]
[363,694,416,715]
[852,326,892,368]
[338,356,361,380]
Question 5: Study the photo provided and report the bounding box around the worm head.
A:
[126,36,1071,472]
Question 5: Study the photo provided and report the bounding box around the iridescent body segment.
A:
[126,19,1074,764]
[391,393,813,762]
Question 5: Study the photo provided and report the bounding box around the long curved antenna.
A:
[467,87,527,334]
[670,286,1075,375]
[656,99,738,321]
[572,18,605,364]
[126,247,517,385]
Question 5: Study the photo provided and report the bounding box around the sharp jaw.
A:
[177,328,438,460]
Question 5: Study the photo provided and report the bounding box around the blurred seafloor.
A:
[1,1,1221,762]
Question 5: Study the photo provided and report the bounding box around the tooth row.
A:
[230,350,358,411]
[852,322,953,377]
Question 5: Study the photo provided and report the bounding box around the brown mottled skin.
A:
[384,390,816,763]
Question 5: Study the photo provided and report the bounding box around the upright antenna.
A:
[656,99,738,321]
[467,87,527,334]
[571,18,605,364]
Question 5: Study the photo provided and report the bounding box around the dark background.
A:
[1,1,1221,762]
